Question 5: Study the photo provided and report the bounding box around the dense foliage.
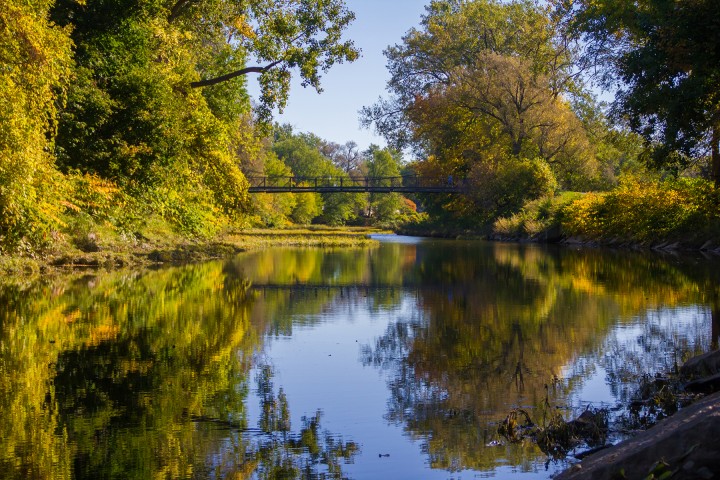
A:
[561,177,720,243]
[556,0,720,184]
[2,0,719,254]
[0,0,72,250]
[0,0,362,254]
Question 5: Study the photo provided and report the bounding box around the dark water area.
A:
[1,236,718,479]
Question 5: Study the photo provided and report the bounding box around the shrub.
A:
[470,157,558,221]
[561,176,720,243]
[493,192,583,239]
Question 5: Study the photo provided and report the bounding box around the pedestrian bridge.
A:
[247,175,463,193]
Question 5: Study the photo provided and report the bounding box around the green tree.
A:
[177,0,360,123]
[50,0,252,234]
[557,0,720,185]
[362,0,597,225]
[291,192,322,225]
[366,146,403,225]
[251,153,298,226]
[0,0,72,250]
[47,0,359,235]
[272,134,327,225]
[272,130,364,226]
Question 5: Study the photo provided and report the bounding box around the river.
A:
[1,236,717,479]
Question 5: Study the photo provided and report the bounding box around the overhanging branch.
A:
[190,60,283,88]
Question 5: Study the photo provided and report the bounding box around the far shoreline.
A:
[4,224,720,281]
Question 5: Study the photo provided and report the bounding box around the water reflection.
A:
[0,262,356,479]
[361,244,718,472]
[0,241,718,478]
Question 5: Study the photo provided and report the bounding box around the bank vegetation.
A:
[2,0,719,268]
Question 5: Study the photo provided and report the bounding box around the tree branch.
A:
[190,60,283,88]
[168,0,198,22]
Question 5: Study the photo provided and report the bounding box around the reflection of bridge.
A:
[249,282,462,293]
[247,175,463,193]
[251,283,406,291]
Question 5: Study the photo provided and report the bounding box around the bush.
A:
[470,157,558,221]
[493,192,583,239]
[561,176,720,243]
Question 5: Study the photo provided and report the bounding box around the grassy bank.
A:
[0,225,387,277]
[492,177,720,250]
[395,177,720,251]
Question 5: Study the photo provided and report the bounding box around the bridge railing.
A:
[246,175,462,193]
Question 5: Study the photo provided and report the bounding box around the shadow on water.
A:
[0,240,718,478]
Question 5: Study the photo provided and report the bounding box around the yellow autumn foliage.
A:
[562,176,720,242]
[0,0,72,251]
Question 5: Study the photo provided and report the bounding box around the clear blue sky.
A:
[247,0,429,151]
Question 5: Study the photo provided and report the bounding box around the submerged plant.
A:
[536,407,609,459]
[498,405,609,460]
[497,408,534,443]
[619,374,700,432]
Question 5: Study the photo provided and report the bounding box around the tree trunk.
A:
[712,123,720,189]
[712,302,719,350]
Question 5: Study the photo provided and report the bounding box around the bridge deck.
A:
[246,175,462,193]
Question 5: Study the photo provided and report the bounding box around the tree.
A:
[361,0,596,224]
[272,131,364,225]
[362,0,581,152]
[435,52,595,184]
[366,146,404,225]
[0,0,72,250]
[557,0,720,185]
[322,140,364,175]
[50,0,256,233]
[47,0,359,234]
[172,0,360,122]
[251,154,297,226]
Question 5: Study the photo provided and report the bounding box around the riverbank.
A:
[556,349,720,479]
[0,226,386,277]
[399,178,720,252]
[398,222,720,253]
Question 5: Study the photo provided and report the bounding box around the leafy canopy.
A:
[556,0,720,183]
[175,0,360,123]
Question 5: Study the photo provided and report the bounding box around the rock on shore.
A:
[556,350,720,480]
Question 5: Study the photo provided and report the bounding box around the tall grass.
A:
[493,192,583,239]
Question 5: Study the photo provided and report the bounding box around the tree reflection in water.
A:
[0,261,358,480]
[362,243,720,472]
[249,365,359,479]
[1,241,719,478]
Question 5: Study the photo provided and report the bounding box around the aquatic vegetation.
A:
[619,374,702,433]
[498,406,609,460]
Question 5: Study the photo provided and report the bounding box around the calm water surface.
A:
[1,237,718,479]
